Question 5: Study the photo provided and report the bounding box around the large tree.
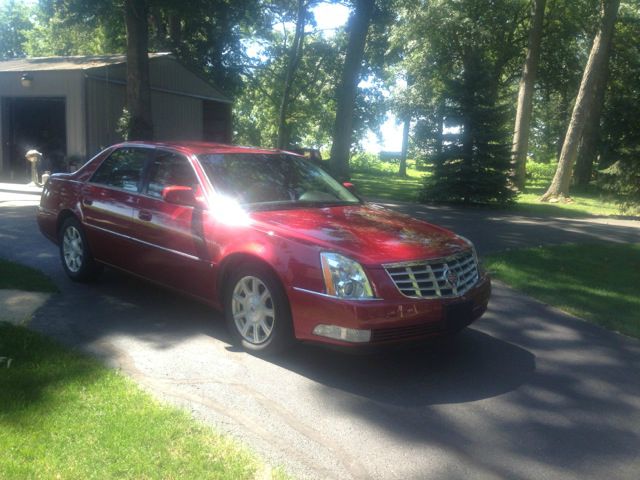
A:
[541,0,620,201]
[124,0,153,140]
[329,0,375,180]
[277,0,308,149]
[511,0,546,190]
[573,45,610,187]
[234,4,345,149]
[399,0,525,204]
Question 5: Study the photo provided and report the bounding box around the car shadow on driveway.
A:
[274,329,536,407]
[30,265,536,409]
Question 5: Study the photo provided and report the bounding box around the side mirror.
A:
[162,185,201,208]
[342,181,356,193]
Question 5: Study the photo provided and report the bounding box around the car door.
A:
[133,149,215,299]
[82,146,152,268]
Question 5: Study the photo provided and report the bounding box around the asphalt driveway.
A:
[1,194,639,479]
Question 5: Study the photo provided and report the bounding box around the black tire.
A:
[58,217,102,282]
[224,263,294,354]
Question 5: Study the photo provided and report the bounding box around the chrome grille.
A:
[384,251,479,299]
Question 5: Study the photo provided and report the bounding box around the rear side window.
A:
[145,151,198,199]
[90,148,149,192]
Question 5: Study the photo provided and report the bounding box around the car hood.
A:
[249,203,469,265]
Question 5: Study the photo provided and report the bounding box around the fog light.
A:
[312,324,371,343]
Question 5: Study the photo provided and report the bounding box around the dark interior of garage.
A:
[1,97,66,182]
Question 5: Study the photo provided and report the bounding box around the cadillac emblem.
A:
[442,266,459,288]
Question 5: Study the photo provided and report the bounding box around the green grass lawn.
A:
[0,324,279,479]
[513,187,625,218]
[0,259,285,479]
[352,170,426,203]
[349,159,636,217]
[0,258,57,292]
[484,243,640,339]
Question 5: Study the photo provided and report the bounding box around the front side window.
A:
[91,148,148,192]
[197,153,360,210]
[145,151,198,199]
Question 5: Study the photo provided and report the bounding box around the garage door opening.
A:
[1,97,66,183]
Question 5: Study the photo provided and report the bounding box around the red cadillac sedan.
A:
[37,142,490,353]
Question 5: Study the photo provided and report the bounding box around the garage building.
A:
[0,53,232,182]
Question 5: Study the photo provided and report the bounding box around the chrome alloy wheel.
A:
[231,276,275,344]
[62,226,84,273]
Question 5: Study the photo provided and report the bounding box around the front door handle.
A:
[82,198,93,206]
[138,210,152,222]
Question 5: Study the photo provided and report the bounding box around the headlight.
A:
[320,252,374,299]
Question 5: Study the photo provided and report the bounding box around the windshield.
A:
[197,153,360,210]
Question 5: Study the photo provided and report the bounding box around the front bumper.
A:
[288,273,491,346]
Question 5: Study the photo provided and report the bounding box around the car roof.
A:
[117,141,294,156]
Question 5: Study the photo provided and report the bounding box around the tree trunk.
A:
[512,0,546,190]
[277,0,306,150]
[329,0,375,181]
[398,116,410,177]
[124,0,153,140]
[574,43,611,187]
[435,105,444,157]
[540,0,620,202]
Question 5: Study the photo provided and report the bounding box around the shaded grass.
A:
[0,258,57,293]
[0,323,284,479]
[484,243,640,339]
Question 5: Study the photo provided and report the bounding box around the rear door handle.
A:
[138,210,152,221]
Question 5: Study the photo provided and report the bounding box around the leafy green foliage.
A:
[23,0,125,56]
[116,108,132,141]
[234,8,346,148]
[0,0,32,59]
[147,0,260,97]
[526,159,558,186]
[598,158,640,212]
[595,2,640,209]
[350,151,399,175]
[392,0,524,204]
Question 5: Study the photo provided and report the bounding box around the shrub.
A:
[598,156,640,213]
[350,152,399,175]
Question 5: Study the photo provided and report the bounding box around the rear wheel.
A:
[224,263,294,354]
[59,217,102,282]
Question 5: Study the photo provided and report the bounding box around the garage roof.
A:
[0,53,171,72]
[0,53,231,103]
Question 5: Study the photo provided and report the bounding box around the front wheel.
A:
[224,264,294,354]
[59,217,102,282]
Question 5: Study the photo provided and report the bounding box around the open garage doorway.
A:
[1,97,66,183]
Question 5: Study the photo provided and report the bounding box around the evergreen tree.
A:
[420,51,516,204]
